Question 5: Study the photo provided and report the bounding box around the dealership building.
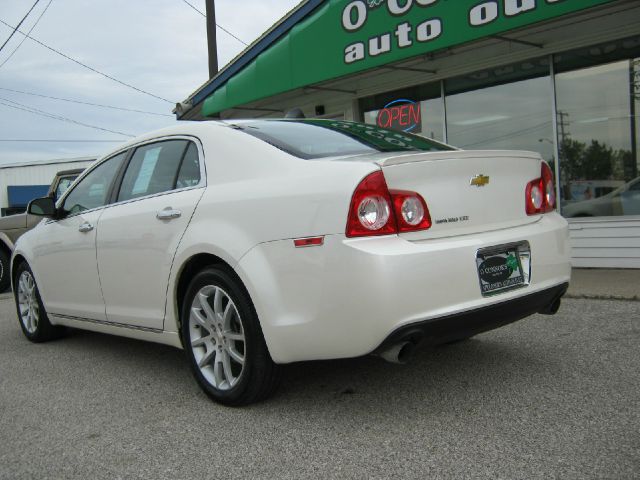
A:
[177,0,640,268]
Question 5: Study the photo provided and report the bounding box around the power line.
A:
[216,21,249,47]
[179,0,248,46]
[0,0,54,69]
[0,0,40,54]
[0,87,173,117]
[0,98,135,137]
[0,97,135,137]
[462,121,550,148]
[181,0,205,16]
[451,110,550,136]
[0,17,175,104]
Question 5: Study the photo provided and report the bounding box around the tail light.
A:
[346,171,397,237]
[346,171,432,238]
[526,161,556,215]
[390,190,432,233]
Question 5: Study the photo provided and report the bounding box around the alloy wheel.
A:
[188,285,246,390]
[17,270,39,334]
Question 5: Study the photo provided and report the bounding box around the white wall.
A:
[569,217,640,269]
[0,158,95,210]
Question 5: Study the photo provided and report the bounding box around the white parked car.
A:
[562,176,640,218]
[12,120,571,405]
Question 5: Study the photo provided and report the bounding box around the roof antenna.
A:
[285,108,305,119]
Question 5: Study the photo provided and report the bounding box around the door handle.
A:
[78,222,94,233]
[156,208,182,220]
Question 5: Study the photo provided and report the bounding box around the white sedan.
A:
[12,119,571,406]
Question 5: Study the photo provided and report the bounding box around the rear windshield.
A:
[230,119,454,159]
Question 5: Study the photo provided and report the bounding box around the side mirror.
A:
[27,197,57,217]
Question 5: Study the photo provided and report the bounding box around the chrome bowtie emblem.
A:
[470,174,490,187]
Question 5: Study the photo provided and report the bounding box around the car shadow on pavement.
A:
[276,339,550,403]
[52,325,553,414]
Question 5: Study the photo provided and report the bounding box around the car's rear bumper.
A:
[236,213,571,363]
[373,282,568,354]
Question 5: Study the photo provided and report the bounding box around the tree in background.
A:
[559,138,632,201]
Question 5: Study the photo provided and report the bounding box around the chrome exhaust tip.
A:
[378,341,416,364]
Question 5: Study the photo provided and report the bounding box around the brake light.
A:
[346,171,396,237]
[390,190,432,232]
[346,171,431,237]
[526,161,556,215]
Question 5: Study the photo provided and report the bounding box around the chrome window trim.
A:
[106,183,205,211]
[53,135,207,221]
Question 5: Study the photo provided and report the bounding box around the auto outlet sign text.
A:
[342,0,567,65]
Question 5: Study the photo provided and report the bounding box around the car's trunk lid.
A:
[376,150,543,240]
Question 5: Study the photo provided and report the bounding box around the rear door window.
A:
[117,140,198,202]
[176,142,201,189]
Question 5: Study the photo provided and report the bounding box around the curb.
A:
[565,293,639,302]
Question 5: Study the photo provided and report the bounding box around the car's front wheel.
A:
[14,262,64,342]
[181,267,281,406]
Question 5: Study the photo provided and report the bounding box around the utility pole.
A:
[555,110,571,200]
[629,60,638,178]
[205,0,219,79]
[556,110,570,155]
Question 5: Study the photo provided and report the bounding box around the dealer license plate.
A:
[476,243,530,296]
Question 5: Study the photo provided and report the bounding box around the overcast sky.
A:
[0,0,300,164]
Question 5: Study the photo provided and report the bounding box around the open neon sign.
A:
[376,99,422,132]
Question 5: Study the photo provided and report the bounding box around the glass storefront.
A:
[445,58,554,164]
[554,42,640,218]
[361,36,640,220]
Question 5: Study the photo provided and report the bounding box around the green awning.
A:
[202,0,617,117]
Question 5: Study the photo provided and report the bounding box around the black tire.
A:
[0,248,10,293]
[181,266,281,406]
[13,261,65,342]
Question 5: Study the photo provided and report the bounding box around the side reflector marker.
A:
[293,237,324,248]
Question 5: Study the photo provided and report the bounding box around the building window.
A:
[554,38,640,218]
[444,57,554,165]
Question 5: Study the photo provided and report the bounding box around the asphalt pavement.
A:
[0,292,638,479]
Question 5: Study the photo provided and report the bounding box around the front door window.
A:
[61,152,126,215]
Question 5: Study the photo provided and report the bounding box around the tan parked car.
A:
[0,168,84,292]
